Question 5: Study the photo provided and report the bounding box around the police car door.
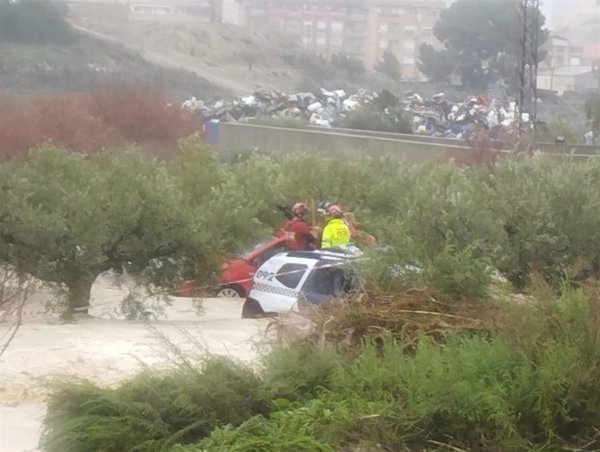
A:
[253,257,315,313]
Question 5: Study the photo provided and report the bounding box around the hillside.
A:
[0,31,226,100]
[69,19,306,94]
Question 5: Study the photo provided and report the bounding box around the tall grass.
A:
[41,358,270,452]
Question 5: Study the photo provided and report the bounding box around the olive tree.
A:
[0,146,213,316]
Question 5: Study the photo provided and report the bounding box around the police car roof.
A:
[283,250,351,260]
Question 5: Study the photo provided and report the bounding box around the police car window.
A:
[305,267,336,296]
[311,268,350,294]
[275,263,308,288]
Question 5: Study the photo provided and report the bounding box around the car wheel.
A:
[241,298,264,319]
[217,285,243,298]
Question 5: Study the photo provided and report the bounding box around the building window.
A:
[403,56,415,65]
[388,22,399,34]
[392,8,404,15]
[317,21,327,31]
[303,21,313,45]
[330,36,343,49]
[388,39,399,51]
[378,39,388,50]
[422,27,432,37]
[378,23,388,34]
[404,26,416,37]
[331,21,343,32]
[287,19,301,33]
[330,21,343,49]
[404,40,415,51]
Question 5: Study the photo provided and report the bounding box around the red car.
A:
[176,236,286,298]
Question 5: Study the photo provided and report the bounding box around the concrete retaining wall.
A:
[308,126,510,149]
[310,127,599,154]
[215,122,599,162]
[216,123,473,163]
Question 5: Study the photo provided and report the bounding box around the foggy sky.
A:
[542,0,595,29]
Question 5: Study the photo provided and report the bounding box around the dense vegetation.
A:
[42,283,600,451]
[1,139,599,449]
[1,143,600,313]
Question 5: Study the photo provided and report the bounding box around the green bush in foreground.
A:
[43,286,600,452]
[41,358,270,452]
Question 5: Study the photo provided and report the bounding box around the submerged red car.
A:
[176,236,286,298]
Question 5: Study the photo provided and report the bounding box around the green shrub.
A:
[489,158,600,288]
[536,118,577,143]
[261,342,341,400]
[183,412,334,452]
[423,242,492,299]
[41,358,271,452]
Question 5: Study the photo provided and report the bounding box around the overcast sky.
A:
[541,0,594,28]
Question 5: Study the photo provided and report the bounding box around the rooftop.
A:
[538,65,593,76]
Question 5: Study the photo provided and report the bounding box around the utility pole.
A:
[530,0,540,143]
[516,0,541,146]
[517,0,528,142]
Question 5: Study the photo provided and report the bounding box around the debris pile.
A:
[182,88,379,128]
[183,89,527,139]
[404,93,526,140]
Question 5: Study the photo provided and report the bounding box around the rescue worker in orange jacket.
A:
[343,212,377,247]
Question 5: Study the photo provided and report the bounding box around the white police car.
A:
[241,249,360,319]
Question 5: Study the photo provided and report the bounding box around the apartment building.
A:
[241,0,444,80]
[540,34,585,70]
[241,0,367,61]
[366,0,443,79]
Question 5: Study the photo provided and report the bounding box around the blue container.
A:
[205,120,219,145]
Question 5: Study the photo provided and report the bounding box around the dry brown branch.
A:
[0,266,37,358]
[390,309,481,323]
[299,288,498,351]
[427,440,469,452]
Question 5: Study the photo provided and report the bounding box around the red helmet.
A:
[327,205,343,216]
[292,202,308,216]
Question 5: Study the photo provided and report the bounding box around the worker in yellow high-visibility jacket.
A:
[320,205,351,249]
